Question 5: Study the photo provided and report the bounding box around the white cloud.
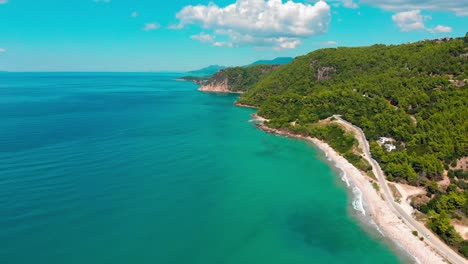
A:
[0,0,8,4]
[392,10,428,31]
[354,0,468,16]
[213,41,234,48]
[428,25,453,34]
[0,48,6,53]
[322,40,338,46]
[143,23,160,31]
[392,10,454,34]
[327,0,358,8]
[342,0,359,9]
[131,11,138,18]
[191,33,215,43]
[175,0,331,49]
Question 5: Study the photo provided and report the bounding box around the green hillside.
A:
[239,36,467,180]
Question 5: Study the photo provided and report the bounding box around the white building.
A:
[378,137,396,152]
[384,143,397,152]
[378,137,391,145]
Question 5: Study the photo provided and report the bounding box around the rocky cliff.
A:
[199,64,281,93]
[198,70,231,93]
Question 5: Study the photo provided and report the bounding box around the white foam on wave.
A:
[352,186,366,216]
[341,170,351,187]
[248,119,262,123]
[369,219,385,237]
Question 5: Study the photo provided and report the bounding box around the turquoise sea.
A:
[0,73,405,263]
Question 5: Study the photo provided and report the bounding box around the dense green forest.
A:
[238,36,467,184]
[232,35,468,256]
[305,122,373,173]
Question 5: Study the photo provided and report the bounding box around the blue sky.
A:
[0,0,466,72]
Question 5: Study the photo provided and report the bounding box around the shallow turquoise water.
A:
[0,73,403,263]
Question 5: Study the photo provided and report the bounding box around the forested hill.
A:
[239,36,467,182]
[236,35,468,255]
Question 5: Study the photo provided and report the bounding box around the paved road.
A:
[334,115,467,264]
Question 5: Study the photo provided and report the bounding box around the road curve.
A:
[333,115,467,264]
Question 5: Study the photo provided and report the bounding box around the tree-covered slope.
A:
[239,36,467,183]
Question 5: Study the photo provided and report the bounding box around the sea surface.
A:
[0,73,404,263]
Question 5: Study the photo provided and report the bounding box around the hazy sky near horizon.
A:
[0,0,467,72]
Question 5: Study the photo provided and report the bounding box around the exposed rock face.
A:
[199,65,280,93]
[199,80,230,92]
[316,66,336,81]
[310,60,336,81]
[199,71,231,93]
[449,79,467,88]
[451,157,468,171]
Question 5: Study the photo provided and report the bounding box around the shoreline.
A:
[234,102,259,109]
[198,85,244,94]
[250,113,446,264]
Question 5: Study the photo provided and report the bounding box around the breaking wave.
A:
[352,186,366,216]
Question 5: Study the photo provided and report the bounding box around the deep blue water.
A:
[0,73,403,263]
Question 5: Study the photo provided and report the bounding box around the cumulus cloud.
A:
[143,23,160,31]
[392,10,454,34]
[175,0,331,49]
[0,48,6,53]
[191,32,215,43]
[346,0,468,16]
[428,25,453,34]
[392,10,427,31]
[341,0,359,9]
[0,0,8,4]
[213,41,234,48]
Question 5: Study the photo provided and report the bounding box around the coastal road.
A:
[334,115,467,264]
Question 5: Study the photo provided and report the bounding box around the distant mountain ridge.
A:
[186,65,226,76]
[249,57,293,66]
[186,57,294,77]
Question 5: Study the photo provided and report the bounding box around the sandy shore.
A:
[251,114,446,264]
